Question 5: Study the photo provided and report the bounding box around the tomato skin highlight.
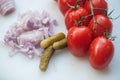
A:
[65,7,89,30]
[89,36,114,70]
[67,26,93,57]
[58,0,86,15]
[89,15,113,38]
[84,0,108,15]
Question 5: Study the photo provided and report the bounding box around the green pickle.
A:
[53,38,67,50]
[39,45,55,72]
[40,32,65,48]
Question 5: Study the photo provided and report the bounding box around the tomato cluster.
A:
[57,0,114,70]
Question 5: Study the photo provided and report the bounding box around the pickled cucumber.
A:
[40,32,65,48]
[53,38,67,50]
[39,45,55,72]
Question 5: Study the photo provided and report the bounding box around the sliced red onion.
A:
[0,0,15,16]
[4,11,57,59]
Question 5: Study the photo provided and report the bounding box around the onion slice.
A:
[4,11,57,58]
[0,0,16,16]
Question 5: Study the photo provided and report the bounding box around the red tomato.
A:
[65,7,90,30]
[89,15,112,38]
[58,0,86,15]
[89,36,114,70]
[84,0,108,15]
[67,26,93,57]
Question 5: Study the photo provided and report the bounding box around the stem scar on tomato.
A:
[66,0,86,10]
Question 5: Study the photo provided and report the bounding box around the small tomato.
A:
[84,0,108,15]
[65,7,90,30]
[89,36,114,70]
[58,0,86,15]
[67,26,93,57]
[89,15,112,38]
